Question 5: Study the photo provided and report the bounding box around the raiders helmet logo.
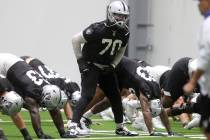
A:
[86,29,93,35]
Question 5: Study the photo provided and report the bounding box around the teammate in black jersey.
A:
[161,57,200,108]
[69,1,136,137]
[116,57,173,135]
[0,75,32,140]
[20,56,80,121]
[81,57,173,136]
[0,53,71,139]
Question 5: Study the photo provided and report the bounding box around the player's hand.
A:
[103,64,115,74]
[77,58,89,74]
[183,82,195,96]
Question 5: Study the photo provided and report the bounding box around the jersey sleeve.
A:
[83,23,102,42]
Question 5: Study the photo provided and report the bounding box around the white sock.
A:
[83,110,93,118]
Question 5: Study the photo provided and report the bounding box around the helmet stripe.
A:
[121,1,126,12]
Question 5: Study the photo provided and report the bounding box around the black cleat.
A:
[115,127,139,136]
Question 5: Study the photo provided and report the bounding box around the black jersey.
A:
[0,75,14,93]
[164,57,192,101]
[28,58,80,98]
[6,61,49,100]
[82,20,129,65]
[116,57,161,100]
[159,70,170,89]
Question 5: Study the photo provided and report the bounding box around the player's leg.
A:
[67,67,99,136]
[81,97,110,130]
[84,86,105,112]
[64,102,73,120]
[11,113,32,140]
[99,73,138,136]
[198,95,210,140]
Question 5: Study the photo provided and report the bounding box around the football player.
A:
[184,11,210,136]
[20,56,81,121]
[0,75,32,140]
[69,0,137,137]
[161,57,200,108]
[0,53,70,139]
[82,57,173,136]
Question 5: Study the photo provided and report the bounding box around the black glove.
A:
[77,58,89,74]
[103,64,115,74]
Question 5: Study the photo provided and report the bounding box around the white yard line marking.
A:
[0,120,204,139]
[0,119,109,123]
[34,135,206,140]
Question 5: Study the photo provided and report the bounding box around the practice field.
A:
[0,111,204,140]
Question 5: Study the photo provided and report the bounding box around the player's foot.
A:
[80,116,92,131]
[115,126,139,136]
[67,122,90,137]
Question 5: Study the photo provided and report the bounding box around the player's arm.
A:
[159,107,173,135]
[139,93,153,134]
[111,44,127,68]
[72,31,87,60]
[72,31,89,74]
[184,30,210,94]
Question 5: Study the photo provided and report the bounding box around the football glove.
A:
[77,58,89,74]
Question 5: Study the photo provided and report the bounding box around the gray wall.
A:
[0,0,109,83]
[0,0,203,83]
[128,0,203,66]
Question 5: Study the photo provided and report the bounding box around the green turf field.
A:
[0,111,204,140]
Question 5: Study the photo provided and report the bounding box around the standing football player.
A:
[183,0,210,139]
[69,0,137,137]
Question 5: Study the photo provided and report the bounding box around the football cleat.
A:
[66,122,90,137]
[80,116,92,131]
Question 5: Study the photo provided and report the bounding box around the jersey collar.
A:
[204,10,210,18]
